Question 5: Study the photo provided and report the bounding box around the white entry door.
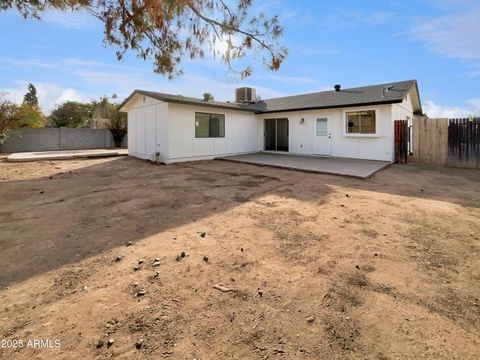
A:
[313,116,331,156]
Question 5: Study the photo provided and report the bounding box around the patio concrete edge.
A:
[216,155,391,179]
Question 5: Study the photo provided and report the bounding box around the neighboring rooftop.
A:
[120,80,422,114]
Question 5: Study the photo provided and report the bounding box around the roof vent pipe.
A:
[334,84,341,92]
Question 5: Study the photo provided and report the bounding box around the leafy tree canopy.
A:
[0,97,20,144]
[49,101,94,128]
[16,102,45,128]
[0,0,287,78]
[92,95,127,146]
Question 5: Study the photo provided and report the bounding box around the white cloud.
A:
[0,56,58,69]
[466,63,480,78]
[63,58,152,73]
[1,81,84,113]
[165,75,288,100]
[71,66,288,101]
[255,0,300,23]
[1,52,289,115]
[424,99,480,118]
[321,10,394,29]
[54,88,83,105]
[63,58,108,67]
[466,98,480,111]
[41,10,98,29]
[410,7,480,60]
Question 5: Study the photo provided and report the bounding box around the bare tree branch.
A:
[0,0,287,78]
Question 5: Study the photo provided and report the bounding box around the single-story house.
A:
[119,79,422,164]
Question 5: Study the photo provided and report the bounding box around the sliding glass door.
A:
[264,118,289,152]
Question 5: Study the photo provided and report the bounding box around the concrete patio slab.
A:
[5,149,128,162]
[217,152,390,179]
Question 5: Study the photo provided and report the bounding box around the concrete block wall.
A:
[0,128,127,153]
[60,128,106,150]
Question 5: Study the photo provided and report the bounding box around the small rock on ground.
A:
[213,284,231,292]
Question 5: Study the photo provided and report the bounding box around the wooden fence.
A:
[411,116,448,166]
[412,116,480,168]
[394,120,408,164]
[448,118,480,168]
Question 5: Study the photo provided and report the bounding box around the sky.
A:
[0,0,479,117]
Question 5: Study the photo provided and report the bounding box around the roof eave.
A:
[412,81,423,115]
[119,90,149,112]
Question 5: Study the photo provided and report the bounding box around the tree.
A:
[49,101,94,128]
[15,102,45,128]
[23,83,38,106]
[92,96,127,147]
[106,104,127,147]
[0,97,20,144]
[1,0,287,78]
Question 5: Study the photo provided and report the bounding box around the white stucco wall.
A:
[391,92,415,157]
[392,93,414,122]
[127,96,169,162]
[258,104,396,162]
[166,103,262,163]
[126,94,416,163]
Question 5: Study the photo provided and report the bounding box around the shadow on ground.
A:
[0,156,478,287]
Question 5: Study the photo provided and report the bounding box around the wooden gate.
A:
[394,120,408,164]
[411,116,448,166]
[448,118,480,168]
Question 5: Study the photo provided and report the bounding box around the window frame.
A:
[194,112,226,138]
[343,109,379,137]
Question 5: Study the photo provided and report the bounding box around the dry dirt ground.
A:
[0,157,479,359]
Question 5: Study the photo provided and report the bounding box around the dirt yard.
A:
[0,157,479,359]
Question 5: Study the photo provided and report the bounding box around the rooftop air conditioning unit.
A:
[235,87,257,104]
